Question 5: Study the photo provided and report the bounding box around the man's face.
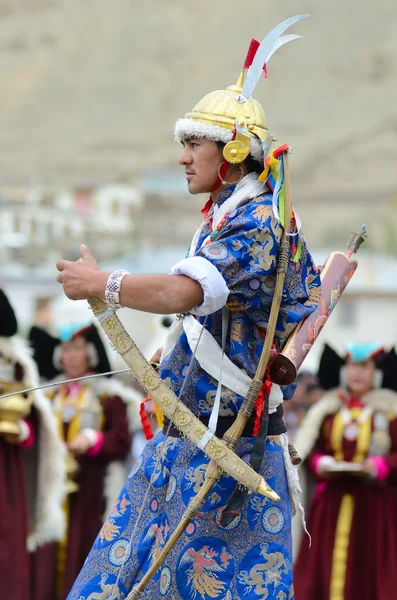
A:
[179,137,223,194]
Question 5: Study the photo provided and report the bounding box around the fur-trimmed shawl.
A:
[0,336,66,551]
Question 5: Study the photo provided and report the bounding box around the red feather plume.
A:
[243,38,260,70]
[243,38,270,80]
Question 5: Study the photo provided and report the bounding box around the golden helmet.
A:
[174,14,308,166]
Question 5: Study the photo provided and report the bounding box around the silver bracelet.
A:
[105,270,130,308]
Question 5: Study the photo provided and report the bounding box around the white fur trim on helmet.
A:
[174,118,264,163]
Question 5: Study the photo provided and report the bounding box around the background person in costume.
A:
[58,16,321,600]
[29,322,140,600]
[0,289,65,600]
[293,342,397,600]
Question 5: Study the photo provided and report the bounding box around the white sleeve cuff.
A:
[81,428,99,447]
[170,256,230,316]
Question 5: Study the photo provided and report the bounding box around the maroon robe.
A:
[0,437,31,600]
[55,394,131,600]
[294,407,397,600]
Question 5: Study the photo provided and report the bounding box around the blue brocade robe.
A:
[67,185,321,600]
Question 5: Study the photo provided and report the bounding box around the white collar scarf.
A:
[189,173,267,257]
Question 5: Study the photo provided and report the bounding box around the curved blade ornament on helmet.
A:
[267,34,303,63]
[239,14,309,102]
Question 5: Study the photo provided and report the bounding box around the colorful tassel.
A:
[139,398,154,440]
[260,144,303,262]
[139,397,165,440]
[253,373,272,436]
[153,402,164,429]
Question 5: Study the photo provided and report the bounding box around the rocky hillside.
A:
[0,0,395,191]
[0,0,396,254]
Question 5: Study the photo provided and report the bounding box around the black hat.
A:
[318,342,397,392]
[0,289,18,338]
[29,323,111,380]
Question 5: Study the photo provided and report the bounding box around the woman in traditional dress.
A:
[0,290,64,600]
[30,323,140,599]
[294,342,397,600]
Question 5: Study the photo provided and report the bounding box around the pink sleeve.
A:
[86,432,104,457]
[18,420,35,450]
[367,456,390,481]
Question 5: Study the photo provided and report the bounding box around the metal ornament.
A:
[223,122,251,164]
[239,14,309,102]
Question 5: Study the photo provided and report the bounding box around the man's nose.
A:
[179,148,192,165]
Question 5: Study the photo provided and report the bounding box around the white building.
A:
[0,184,142,267]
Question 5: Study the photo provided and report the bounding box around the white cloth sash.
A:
[183,314,251,398]
[161,314,283,413]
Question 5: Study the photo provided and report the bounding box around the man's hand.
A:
[56,245,101,300]
[67,432,92,455]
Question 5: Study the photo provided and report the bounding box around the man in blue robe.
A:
[57,18,321,600]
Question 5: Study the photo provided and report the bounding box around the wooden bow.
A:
[88,297,277,500]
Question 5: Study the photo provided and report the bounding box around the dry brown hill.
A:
[0,0,396,196]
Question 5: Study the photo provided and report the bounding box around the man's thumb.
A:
[80,244,92,260]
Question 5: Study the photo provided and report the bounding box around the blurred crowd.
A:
[1,285,397,600]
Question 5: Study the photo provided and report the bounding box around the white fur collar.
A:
[189,173,266,258]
